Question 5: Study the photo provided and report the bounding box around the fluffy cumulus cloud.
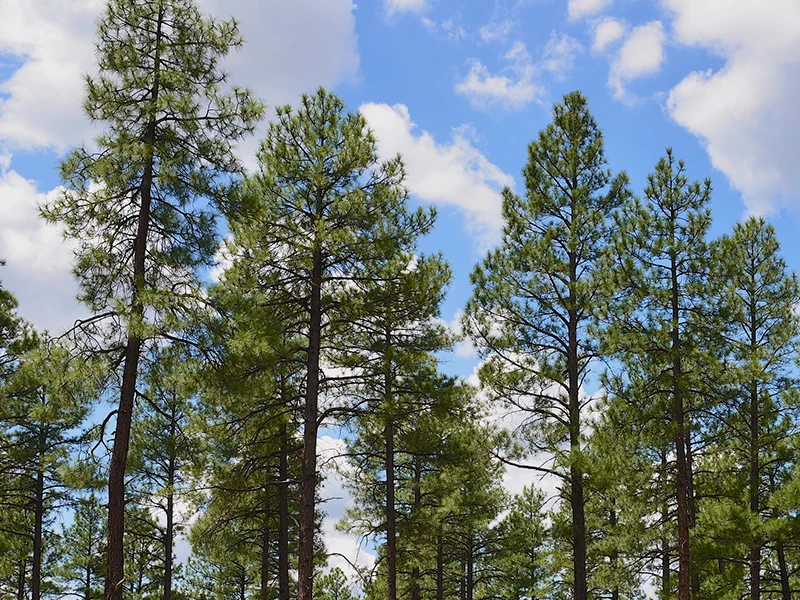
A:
[0,0,361,329]
[455,42,543,111]
[0,0,102,151]
[609,21,667,101]
[541,32,582,79]
[664,0,800,214]
[568,0,613,21]
[359,102,514,247]
[0,168,84,333]
[0,0,359,153]
[592,17,626,53]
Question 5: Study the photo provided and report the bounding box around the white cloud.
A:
[0,0,359,154]
[479,19,516,43]
[0,0,361,332]
[568,0,613,21]
[318,435,377,585]
[592,17,626,53]
[0,0,101,151]
[541,32,582,79]
[456,42,543,111]
[440,309,478,359]
[664,0,800,214]
[359,103,514,247]
[385,0,428,15]
[0,167,84,333]
[609,21,667,101]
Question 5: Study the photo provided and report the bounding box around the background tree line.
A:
[1,1,799,600]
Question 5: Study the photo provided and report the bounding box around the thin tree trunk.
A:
[661,448,671,599]
[686,435,700,599]
[437,533,444,600]
[297,247,323,600]
[17,558,25,600]
[261,494,271,600]
[671,252,692,600]
[610,503,619,600]
[32,437,45,600]
[466,535,474,600]
[279,421,290,600]
[385,320,397,600]
[568,248,588,600]
[105,8,163,599]
[777,542,791,600]
[386,413,397,600]
[410,457,422,600]
[163,417,176,600]
[749,292,761,600]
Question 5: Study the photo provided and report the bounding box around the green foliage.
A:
[317,568,356,600]
[42,0,264,344]
[55,493,106,600]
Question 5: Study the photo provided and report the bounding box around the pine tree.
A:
[129,346,201,600]
[40,1,263,596]
[317,568,356,600]
[489,485,551,600]
[602,149,716,600]
[335,249,451,600]
[463,91,629,600]
[227,87,431,600]
[56,493,106,600]
[709,217,800,600]
[1,341,104,600]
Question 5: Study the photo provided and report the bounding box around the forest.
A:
[1,1,799,600]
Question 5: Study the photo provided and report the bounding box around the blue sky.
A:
[2,0,800,586]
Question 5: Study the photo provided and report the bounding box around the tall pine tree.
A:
[41,1,263,597]
[464,91,629,600]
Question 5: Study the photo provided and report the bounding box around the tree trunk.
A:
[777,542,791,600]
[261,494,271,600]
[661,449,671,599]
[17,558,25,600]
[610,504,619,600]
[671,253,692,600]
[567,249,588,600]
[410,457,422,600]
[105,8,163,599]
[385,413,397,600]
[466,535,474,600]
[32,438,45,600]
[297,247,323,600]
[749,292,761,600]
[385,320,397,600]
[437,533,444,600]
[279,421,290,600]
[163,418,176,600]
[686,435,700,599]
